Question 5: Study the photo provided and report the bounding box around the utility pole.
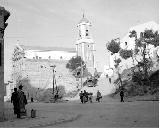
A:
[50,65,56,102]
[80,61,83,88]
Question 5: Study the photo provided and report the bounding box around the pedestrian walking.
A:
[17,85,27,118]
[83,90,88,103]
[11,88,18,115]
[88,93,93,103]
[31,97,34,102]
[79,91,83,103]
[109,78,111,83]
[96,90,102,102]
[120,90,124,102]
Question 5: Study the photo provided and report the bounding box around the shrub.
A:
[39,86,66,102]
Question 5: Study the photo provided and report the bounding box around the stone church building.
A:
[10,14,96,99]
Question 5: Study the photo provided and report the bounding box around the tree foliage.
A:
[143,30,159,47]
[119,49,133,60]
[66,56,85,71]
[129,30,137,38]
[129,29,159,87]
[66,56,88,78]
[129,29,159,49]
[107,39,120,54]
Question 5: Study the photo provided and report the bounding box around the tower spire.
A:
[83,12,85,18]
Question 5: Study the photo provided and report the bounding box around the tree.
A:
[106,39,122,87]
[107,39,121,54]
[129,29,159,86]
[66,56,85,71]
[66,56,87,77]
[119,49,133,60]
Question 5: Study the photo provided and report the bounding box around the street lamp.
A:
[50,65,56,101]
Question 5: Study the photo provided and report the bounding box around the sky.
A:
[1,0,159,82]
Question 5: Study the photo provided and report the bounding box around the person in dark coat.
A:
[17,85,27,118]
[83,90,88,103]
[11,88,18,115]
[109,78,111,83]
[88,93,93,103]
[96,90,102,102]
[79,91,83,103]
[120,90,124,102]
[31,97,34,102]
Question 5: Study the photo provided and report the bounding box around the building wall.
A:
[12,59,77,94]
[0,7,9,120]
[0,37,4,120]
[11,46,78,97]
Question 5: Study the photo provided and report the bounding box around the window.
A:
[125,42,127,46]
[86,33,88,36]
[36,56,38,59]
[39,57,42,59]
[60,56,63,59]
[48,56,51,59]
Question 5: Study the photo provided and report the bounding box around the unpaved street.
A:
[1,97,158,128]
[42,98,158,128]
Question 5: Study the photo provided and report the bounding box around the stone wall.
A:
[0,6,9,121]
[0,38,4,120]
[14,59,78,94]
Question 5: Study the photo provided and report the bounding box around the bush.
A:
[39,88,53,103]
[55,85,66,99]
[39,86,66,102]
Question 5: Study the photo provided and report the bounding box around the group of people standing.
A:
[79,90,93,103]
[79,90,102,103]
[11,85,27,118]
[79,89,125,103]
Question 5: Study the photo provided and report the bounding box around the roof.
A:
[19,45,76,53]
[129,21,159,32]
[78,13,90,24]
[79,17,90,24]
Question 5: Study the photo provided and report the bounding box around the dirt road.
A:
[1,97,158,128]
[45,99,158,127]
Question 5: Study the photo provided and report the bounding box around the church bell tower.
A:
[76,13,96,74]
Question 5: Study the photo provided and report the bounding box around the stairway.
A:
[67,77,116,101]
